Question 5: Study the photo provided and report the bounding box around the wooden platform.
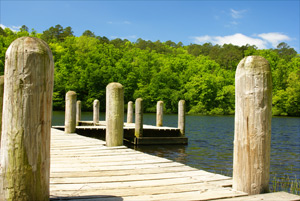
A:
[50,128,300,201]
[52,121,188,145]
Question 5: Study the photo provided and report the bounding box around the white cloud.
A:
[230,9,247,19]
[0,24,21,32]
[258,32,291,48]
[193,32,292,49]
[193,35,212,43]
[194,33,266,49]
[215,33,267,49]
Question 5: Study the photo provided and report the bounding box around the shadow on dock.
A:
[50,195,123,201]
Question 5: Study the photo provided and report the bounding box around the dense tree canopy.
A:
[0,25,299,116]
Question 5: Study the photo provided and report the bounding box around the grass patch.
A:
[270,174,300,195]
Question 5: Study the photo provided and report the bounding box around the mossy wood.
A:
[0,37,54,201]
[233,56,272,195]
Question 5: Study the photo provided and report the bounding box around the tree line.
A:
[0,25,299,116]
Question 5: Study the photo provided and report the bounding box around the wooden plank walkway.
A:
[52,122,188,145]
[50,128,300,201]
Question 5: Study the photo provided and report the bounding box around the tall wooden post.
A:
[135,98,143,138]
[178,100,186,135]
[76,100,81,126]
[156,101,163,127]
[127,101,133,123]
[65,91,77,133]
[0,75,4,144]
[106,82,124,147]
[0,37,54,201]
[93,99,100,125]
[233,56,272,195]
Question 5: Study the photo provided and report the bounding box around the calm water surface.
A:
[52,111,300,181]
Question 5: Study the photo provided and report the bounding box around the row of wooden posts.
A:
[65,87,186,146]
[0,37,272,200]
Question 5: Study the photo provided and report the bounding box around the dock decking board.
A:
[50,128,300,201]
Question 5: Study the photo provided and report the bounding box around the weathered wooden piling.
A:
[106,82,124,147]
[233,56,272,195]
[65,91,77,133]
[135,98,143,138]
[127,101,133,123]
[178,100,186,135]
[76,100,81,126]
[0,75,4,143]
[93,99,100,125]
[156,101,163,127]
[0,37,54,201]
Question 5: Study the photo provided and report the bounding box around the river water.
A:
[52,111,300,184]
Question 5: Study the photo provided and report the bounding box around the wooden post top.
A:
[107,82,123,89]
[236,56,270,74]
[6,37,53,59]
[66,91,76,96]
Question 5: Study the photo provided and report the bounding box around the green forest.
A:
[0,25,299,116]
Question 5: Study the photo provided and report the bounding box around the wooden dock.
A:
[50,128,300,201]
[53,121,188,145]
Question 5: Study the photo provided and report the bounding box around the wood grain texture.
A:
[106,82,124,147]
[214,191,300,201]
[178,100,186,135]
[233,56,272,195]
[156,101,163,127]
[49,128,299,201]
[76,100,81,126]
[0,75,4,144]
[0,37,54,201]
[93,99,100,125]
[65,91,77,133]
[135,98,143,137]
[127,101,133,123]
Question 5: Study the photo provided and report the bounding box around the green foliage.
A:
[41,24,74,43]
[0,25,299,116]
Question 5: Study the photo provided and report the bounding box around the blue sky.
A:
[1,0,299,52]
